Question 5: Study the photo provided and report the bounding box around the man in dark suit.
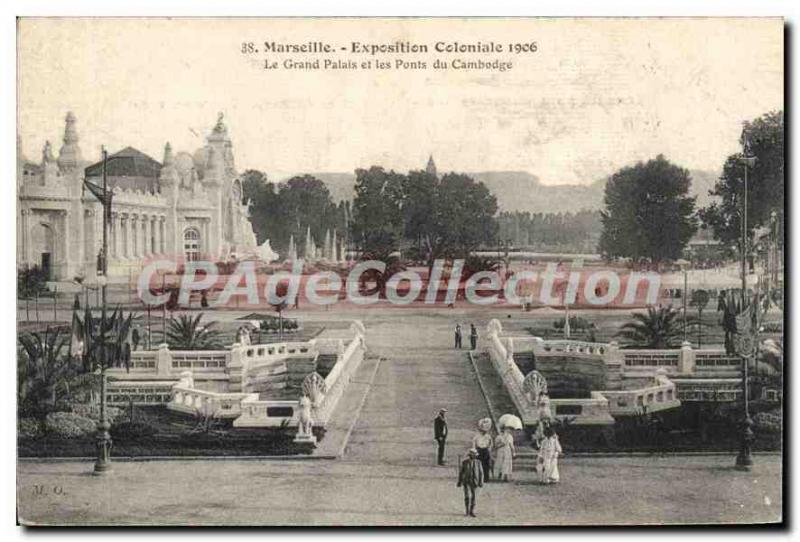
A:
[469,323,478,350]
[457,448,484,517]
[434,408,448,465]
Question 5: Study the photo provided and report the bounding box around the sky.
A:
[17,18,783,185]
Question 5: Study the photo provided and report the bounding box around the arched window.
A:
[184,228,200,261]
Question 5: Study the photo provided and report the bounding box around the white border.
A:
[2,1,795,540]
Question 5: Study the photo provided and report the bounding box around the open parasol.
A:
[498,413,523,430]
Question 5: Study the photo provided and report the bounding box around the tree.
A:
[277,175,340,255]
[617,306,685,349]
[242,170,342,255]
[17,265,48,299]
[18,327,80,418]
[241,169,279,246]
[400,170,437,262]
[166,314,224,350]
[420,173,498,265]
[351,167,499,265]
[689,289,711,347]
[699,111,784,257]
[599,155,697,263]
[350,167,405,255]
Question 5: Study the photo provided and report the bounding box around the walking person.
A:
[537,426,563,484]
[456,449,484,517]
[494,425,516,482]
[472,418,494,482]
[469,323,478,350]
[454,324,463,349]
[434,408,448,466]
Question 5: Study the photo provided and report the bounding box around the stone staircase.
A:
[471,352,533,450]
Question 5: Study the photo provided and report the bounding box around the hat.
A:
[438,408,447,413]
[467,448,478,457]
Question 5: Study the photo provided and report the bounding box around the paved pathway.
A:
[17,455,782,526]
[342,314,490,466]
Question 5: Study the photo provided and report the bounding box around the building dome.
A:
[174,151,195,176]
[192,147,209,178]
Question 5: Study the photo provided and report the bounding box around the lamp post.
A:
[735,127,757,472]
[676,259,690,343]
[94,148,112,475]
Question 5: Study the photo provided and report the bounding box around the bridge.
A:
[105,320,368,434]
[485,319,749,427]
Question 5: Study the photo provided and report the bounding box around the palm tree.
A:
[18,327,80,418]
[73,306,135,373]
[617,306,685,349]
[689,289,711,347]
[166,314,224,350]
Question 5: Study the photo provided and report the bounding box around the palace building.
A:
[17,112,258,280]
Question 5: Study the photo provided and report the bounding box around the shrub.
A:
[44,411,97,439]
[259,316,299,332]
[761,321,783,333]
[70,403,122,423]
[753,410,782,434]
[110,421,157,440]
[18,418,44,440]
[553,316,591,331]
[17,265,49,298]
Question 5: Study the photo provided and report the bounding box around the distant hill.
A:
[469,171,605,213]
[308,173,357,203]
[287,168,721,213]
[689,169,722,209]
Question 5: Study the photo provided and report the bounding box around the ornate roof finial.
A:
[57,111,82,171]
[213,112,227,134]
[43,140,55,163]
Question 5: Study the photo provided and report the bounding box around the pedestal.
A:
[293,433,317,446]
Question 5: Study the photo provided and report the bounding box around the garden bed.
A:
[18,406,324,458]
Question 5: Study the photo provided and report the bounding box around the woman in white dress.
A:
[537,426,562,484]
[472,418,494,482]
[494,426,516,482]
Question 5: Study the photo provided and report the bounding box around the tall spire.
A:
[323,229,332,260]
[304,226,314,260]
[426,154,437,178]
[159,142,179,188]
[57,111,82,171]
[163,142,174,166]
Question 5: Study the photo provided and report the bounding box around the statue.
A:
[537,392,552,422]
[294,395,317,445]
[213,112,226,134]
[42,140,55,163]
[236,326,251,346]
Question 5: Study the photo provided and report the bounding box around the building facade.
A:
[17,112,258,280]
